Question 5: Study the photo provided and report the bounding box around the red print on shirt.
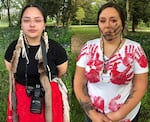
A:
[110,45,135,85]
[135,46,148,68]
[108,94,123,112]
[77,43,88,61]
[122,45,135,66]
[84,44,103,83]
[92,96,104,113]
[110,61,133,85]
[120,119,131,122]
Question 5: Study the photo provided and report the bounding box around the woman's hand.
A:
[89,110,112,122]
[106,111,121,122]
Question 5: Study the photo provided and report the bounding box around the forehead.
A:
[22,7,43,18]
[99,7,120,19]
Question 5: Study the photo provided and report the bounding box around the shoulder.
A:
[47,39,67,64]
[86,38,100,45]
[48,39,67,53]
[47,38,67,54]
[81,38,100,52]
[7,40,18,49]
[5,39,18,62]
[48,39,62,47]
[124,38,141,47]
[5,39,18,53]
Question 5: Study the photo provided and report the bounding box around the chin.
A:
[103,35,114,41]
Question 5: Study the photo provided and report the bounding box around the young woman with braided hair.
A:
[5,3,69,122]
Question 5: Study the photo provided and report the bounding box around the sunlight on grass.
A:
[0,22,8,27]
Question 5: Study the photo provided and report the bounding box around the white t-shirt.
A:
[76,38,148,121]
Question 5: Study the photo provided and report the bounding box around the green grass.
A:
[0,22,9,27]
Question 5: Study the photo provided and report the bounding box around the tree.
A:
[26,0,72,27]
[106,0,150,32]
[75,7,85,25]
[129,0,150,32]
[1,0,12,27]
[0,0,26,26]
[61,0,72,27]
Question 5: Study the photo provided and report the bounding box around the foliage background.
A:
[0,26,150,122]
[0,0,150,121]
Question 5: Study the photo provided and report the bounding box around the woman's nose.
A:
[105,21,111,27]
[29,20,36,26]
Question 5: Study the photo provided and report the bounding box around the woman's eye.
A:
[111,19,117,23]
[23,19,30,23]
[35,20,43,23]
[100,20,105,23]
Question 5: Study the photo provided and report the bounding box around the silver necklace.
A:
[102,40,122,74]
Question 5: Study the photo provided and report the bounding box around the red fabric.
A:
[51,82,63,122]
[7,82,63,122]
[7,96,13,122]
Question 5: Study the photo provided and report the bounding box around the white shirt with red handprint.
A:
[77,38,148,121]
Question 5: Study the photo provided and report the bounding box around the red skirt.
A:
[7,82,63,122]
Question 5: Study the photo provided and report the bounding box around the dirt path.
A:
[71,36,83,53]
[71,34,98,53]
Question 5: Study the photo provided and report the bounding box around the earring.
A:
[43,30,48,43]
[19,30,24,41]
[43,30,49,50]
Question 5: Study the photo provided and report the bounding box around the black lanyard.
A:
[40,37,51,80]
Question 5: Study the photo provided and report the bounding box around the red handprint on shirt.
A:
[108,94,123,112]
[120,119,131,122]
[92,96,104,113]
[77,43,88,61]
[123,45,135,66]
[110,62,133,84]
[135,46,148,68]
[85,44,103,83]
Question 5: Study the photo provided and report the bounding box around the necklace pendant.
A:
[103,67,107,74]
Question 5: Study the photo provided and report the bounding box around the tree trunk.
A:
[124,0,130,35]
[132,15,136,32]
[7,0,12,27]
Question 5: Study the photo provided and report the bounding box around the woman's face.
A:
[21,7,46,40]
[98,7,123,41]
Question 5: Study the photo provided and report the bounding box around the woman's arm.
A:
[74,66,112,122]
[57,61,68,77]
[107,72,148,121]
[4,60,11,72]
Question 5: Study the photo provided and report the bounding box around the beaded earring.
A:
[43,30,49,50]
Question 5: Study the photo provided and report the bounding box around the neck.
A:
[26,36,41,46]
[101,37,122,58]
[102,36,122,45]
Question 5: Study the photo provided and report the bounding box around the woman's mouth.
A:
[28,29,37,33]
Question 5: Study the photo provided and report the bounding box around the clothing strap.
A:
[41,37,51,81]
[40,38,70,122]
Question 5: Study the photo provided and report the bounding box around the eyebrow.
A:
[22,16,43,19]
[99,16,118,19]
